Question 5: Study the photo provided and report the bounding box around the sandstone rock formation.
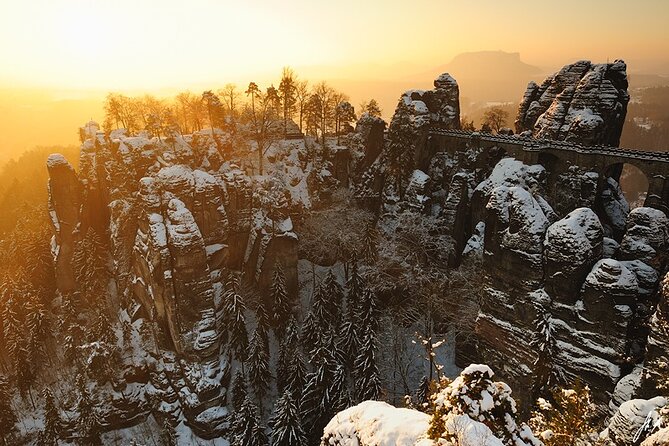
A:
[47,124,304,437]
[47,153,82,292]
[515,60,629,146]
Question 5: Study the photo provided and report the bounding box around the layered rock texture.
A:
[515,60,629,146]
[47,126,303,437]
[367,62,669,415]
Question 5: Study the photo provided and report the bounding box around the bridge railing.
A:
[429,129,669,163]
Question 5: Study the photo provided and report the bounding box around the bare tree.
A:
[295,79,309,133]
[220,83,240,119]
[482,106,509,133]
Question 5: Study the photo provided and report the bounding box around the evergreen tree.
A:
[300,335,336,440]
[37,388,62,446]
[415,375,431,411]
[122,319,133,348]
[75,373,102,445]
[0,375,17,446]
[300,310,320,356]
[353,326,381,403]
[321,271,344,325]
[202,90,226,129]
[276,338,290,394]
[26,294,50,367]
[231,369,248,412]
[2,299,20,364]
[224,290,249,360]
[64,325,82,366]
[247,328,271,402]
[285,347,307,404]
[15,346,36,408]
[364,99,382,118]
[278,67,297,137]
[92,310,115,345]
[310,282,329,325]
[73,229,109,306]
[361,221,379,264]
[329,362,352,413]
[270,263,291,336]
[255,302,270,348]
[270,390,307,446]
[357,289,379,335]
[25,227,56,303]
[335,317,359,369]
[345,254,364,321]
[531,306,565,399]
[233,396,266,446]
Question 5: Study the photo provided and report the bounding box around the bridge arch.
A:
[603,162,649,209]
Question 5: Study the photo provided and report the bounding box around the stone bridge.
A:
[426,129,669,215]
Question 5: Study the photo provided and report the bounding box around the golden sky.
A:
[0,0,667,161]
[2,0,668,91]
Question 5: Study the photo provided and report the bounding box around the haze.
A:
[1,0,668,162]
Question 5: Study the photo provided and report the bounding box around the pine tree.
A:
[335,317,359,369]
[353,326,381,402]
[26,294,50,368]
[531,306,565,399]
[300,310,320,356]
[224,290,249,361]
[15,346,36,408]
[73,229,109,306]
[270,390,307,446]
[357,289,379,335]
[76,373,102,445]
[2,299,20,364]
[231,369,248,412]
[415,375,431,411]
[276,338,290,394]
[247,328,271,402]
[300,335,336,440]
[64,325,82,366]
[321,271,344,325]
[0,376,17,446]
[255,302,270,348]
[92,311,115,345]
[25,227,56,303]
[233,396,267,446]
[122,319,133,347]
[361,221,379,264]
[329,363,352,413]
[270,263,291,336]
[345,254,364,321]
[285,348,307,404]
[37,388,62,446]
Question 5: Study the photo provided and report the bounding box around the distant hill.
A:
[412,51,545,105]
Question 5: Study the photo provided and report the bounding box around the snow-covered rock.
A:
[516,59,629,146]
[321,401,434,446]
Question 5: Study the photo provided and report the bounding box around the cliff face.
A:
[515,60,629,146]
[369,62,666,413]
[47,127,302,437]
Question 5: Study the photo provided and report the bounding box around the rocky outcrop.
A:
[47,124,305,439]
[389,73,461,170]
[515,60,629,146]
[462,153,668,408]
[355,113,386,172]
[606,397,667,445]
[47,153,82,292]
